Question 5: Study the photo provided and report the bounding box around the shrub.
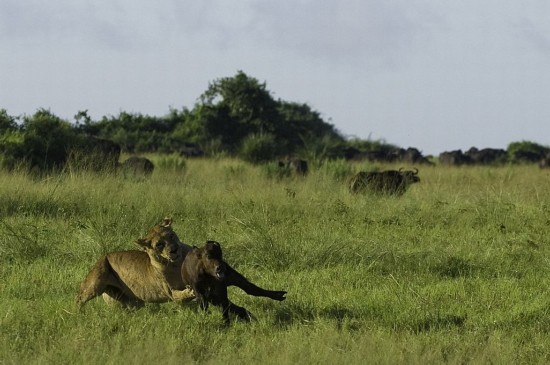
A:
[507,141,550,162]
[318,159,354,182]
[9,110,75,172]
[156,154,187,172]
[0,109,18,132]
[2,109,121,173]
[263,161,292,179]
[239,133,278,164]
[0,130,24,170]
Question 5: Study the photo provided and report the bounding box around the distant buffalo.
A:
[539,153,550,169]
[278,158,308,176]
[349,168,420,195]
[121,156,154,177]
[438,150,472,166]
[180,143,204,158]
[346,147,433,165]
[400,147,433,165]
[513,150,543,164]
[464,147,507,165]
[440,147,511,166]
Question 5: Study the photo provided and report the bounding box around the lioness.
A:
[76,218,287,309]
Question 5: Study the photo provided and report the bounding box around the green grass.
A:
[2,159,550,364]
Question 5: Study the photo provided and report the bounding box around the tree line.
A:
[0,71,399,171]
[1,71,549,172]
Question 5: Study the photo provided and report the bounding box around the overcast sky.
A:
[1,0,549,155]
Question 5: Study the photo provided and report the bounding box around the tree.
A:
[239,133,278,164]
[194,71,281,150]
[276,101,343,153]
[15,109,75,171]
[0,109,18,133]
[191,71,344,157]
[507,140,550,162]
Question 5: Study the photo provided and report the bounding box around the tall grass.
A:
[2,160,550,363]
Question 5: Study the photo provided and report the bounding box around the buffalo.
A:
[181,241,251,324]
[349,168,420,195]
[400,147,433,165]
[464,147,508,165]
[180,143,204,158]
[278,158,308,176]
[438,150,472,166]
[513,150,543,164]
[539,153,550,169]
[120,156,155,177]
[440,147,511,166]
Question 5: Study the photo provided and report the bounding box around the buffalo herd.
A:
[438,147,550,167]
[344,147,433,165]
[345,145,550,168]
[77,138,550,196]
[439,148,508,166]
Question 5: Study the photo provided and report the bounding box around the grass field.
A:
[2,157,550,364]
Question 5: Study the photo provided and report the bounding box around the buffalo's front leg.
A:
[220,299,231,324]
[227,302,253,322]
[209,285,231,324]
[193,286,209,311]
[224,264,287,301]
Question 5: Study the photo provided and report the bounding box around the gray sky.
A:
[1,0,549,155]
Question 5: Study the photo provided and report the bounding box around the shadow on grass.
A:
[272,301,467,334]
[431,255,527,279]
[407,314,467,333]
[435,256,476,278]
[493,304,550,332]
[272,302,366,331]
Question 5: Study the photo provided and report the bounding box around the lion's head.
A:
[136,217,184,265]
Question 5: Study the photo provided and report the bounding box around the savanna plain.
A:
[2,157,550,364]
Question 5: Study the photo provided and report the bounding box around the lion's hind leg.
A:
[102,289,144,309]
[76,256,118,309]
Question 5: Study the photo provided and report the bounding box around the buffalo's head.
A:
[200,240,227,280]
[399,168,420,184]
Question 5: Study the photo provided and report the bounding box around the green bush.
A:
[0,109,18,133]
[5,110,75,172]
[507,140,550,162]
[239,133,278,164]
[263,160,292,179]
[1,110,122,173]
[318,159,354,182]
[0,130,25,170]
[156,154,187,172]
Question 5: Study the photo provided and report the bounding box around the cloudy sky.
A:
[1,0,549,154]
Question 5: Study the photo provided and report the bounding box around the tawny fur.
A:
[76,218,194,309]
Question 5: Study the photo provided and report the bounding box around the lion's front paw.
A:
[173,287,196,303]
